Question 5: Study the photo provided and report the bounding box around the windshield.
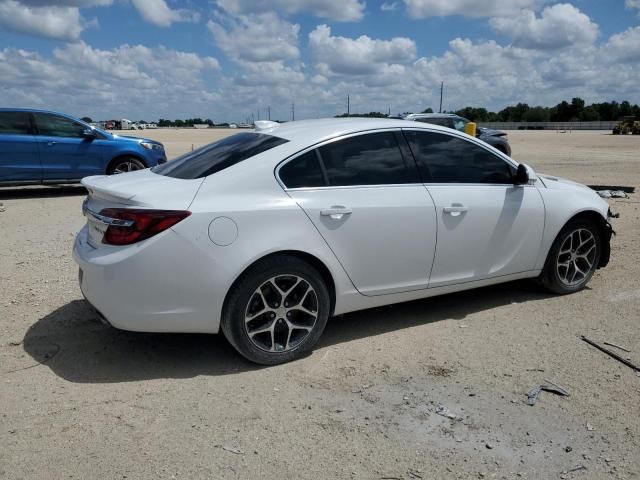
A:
[152,132,289,179]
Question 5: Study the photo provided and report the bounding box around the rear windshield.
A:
[152,132,289,179]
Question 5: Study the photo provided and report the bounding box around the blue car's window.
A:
[0,112,33,135]
[152,132,288,179]
[34,113,85,138]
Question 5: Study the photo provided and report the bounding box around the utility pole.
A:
[291,102,295,121]
[267,106,271,121]
[439,81,444,113]
[347,94,350,116]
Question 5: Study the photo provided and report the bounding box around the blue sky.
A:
[1,0,639,122]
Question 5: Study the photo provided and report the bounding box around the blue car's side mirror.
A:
[83,127,97,139]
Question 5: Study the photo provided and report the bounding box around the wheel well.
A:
[106,154,147,174]
[562,210,612,268]
[223,251,337,317]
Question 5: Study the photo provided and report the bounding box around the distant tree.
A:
[174,119,185,127]
[421,107,434,113]
[81,116,92,123]
[522,106,549,122]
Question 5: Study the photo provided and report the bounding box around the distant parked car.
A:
[403,113,511,156]
[0,109,167,186]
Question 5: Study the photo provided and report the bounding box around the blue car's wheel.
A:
[108,157,145,175]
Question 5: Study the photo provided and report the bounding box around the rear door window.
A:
[317,131,414,186]
[33,113,85,138]
[0,112,33,135]
[279,150,326,188]
[404,130,514,184]
[153,132,289,179]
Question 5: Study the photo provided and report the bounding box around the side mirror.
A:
[83,127,97,139]
[514,164,529,184]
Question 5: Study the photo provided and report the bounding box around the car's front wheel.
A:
[540,218,601,294]
[221,255,330,365]
[108,157,145,175]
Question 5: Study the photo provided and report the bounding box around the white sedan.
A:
[74,118,614,364]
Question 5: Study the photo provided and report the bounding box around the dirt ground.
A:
[1,129,639,480]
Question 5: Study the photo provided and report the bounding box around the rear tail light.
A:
[100,208,191,245]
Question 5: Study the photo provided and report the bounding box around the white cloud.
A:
[381,2,398,11]
[0,0,86,41]
[216,0,365,22]
[490,3,598,49]
[208,13,300,63]
[309,24,417,76]
[17,0,112,5]
[626,0,640,10]
[130,0,199,27]
[0,43,221,119]
[403,0,537,18]
[605,26,640,62]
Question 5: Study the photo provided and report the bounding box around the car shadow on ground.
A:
[0,185,86,200]
[22,280,553,384]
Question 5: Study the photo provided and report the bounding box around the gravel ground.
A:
[1,129,639,480]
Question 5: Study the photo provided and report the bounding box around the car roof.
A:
[0,107,72,115]
[255,117,455,143]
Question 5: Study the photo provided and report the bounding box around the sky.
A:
[0,0,639,122]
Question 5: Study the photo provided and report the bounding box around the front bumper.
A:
[72,226,223,333]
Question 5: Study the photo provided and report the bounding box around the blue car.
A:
[0,108,167,186]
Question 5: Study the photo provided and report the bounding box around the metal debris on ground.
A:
[435,404,457,419]
[603,341,631,353]
[595,190,628,199]
[221,446,244,454]
[581,336,640,372]
[527,380,570,406]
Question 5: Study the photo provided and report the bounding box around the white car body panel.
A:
[72,118,612,335]
[288,185,437,296]
[425,184,545,287]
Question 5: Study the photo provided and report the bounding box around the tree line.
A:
[454,98,640,123]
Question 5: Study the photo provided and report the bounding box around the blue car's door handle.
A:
[46,141,57,146]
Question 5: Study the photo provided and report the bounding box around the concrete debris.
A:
[221,446,244,455]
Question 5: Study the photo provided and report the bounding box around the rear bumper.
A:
[72,226,223,333]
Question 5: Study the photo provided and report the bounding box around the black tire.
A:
[221,255,330,365]
[540,218,601,294]
[107,156,145,175]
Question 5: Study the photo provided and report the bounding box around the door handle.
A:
[46,141,57,146]
[320,206,353,219]
[443,205,468,216]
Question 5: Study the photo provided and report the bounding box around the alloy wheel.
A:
[113,161,142,174]
[244,275,319,352]
[556,228,597,287]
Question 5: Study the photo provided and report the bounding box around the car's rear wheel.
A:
[108,157,145,175]
[540,218,601,294]
[221,255,330,365]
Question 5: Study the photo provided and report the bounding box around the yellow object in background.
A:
[464,122,477,137]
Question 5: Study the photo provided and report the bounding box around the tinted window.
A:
[0,112,33,135]
[153,132,289,179]
[279,150,325,188]
[34,113,85,138]
[318,132,411,186]
[415,117,452,128]
[404,131,514,184]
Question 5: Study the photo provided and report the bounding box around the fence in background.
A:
[478,121,618,131]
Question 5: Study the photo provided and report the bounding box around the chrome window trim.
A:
[275,126,521,191]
